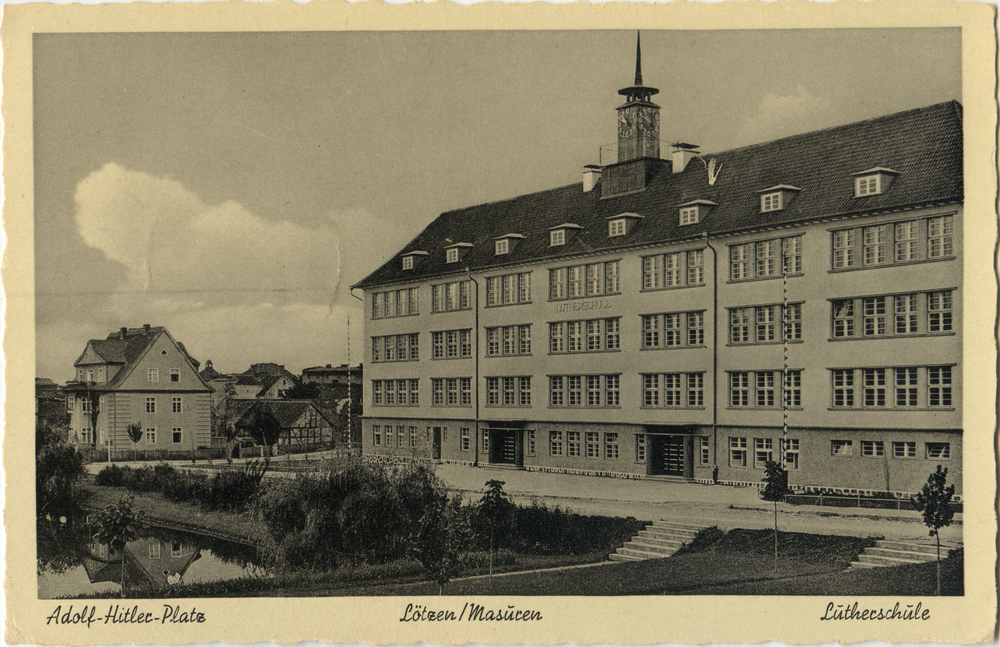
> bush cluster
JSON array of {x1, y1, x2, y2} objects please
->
[
  {"x1": 506, "y1": 500, "x2": 647, "y2": 555},
  {"x1": 93, "y1": 462, "x2": 266, "y2": 512}
]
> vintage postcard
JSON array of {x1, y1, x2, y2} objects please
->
[{"x1": 4, "y1": 1, "x2": 997, "y2": 644}]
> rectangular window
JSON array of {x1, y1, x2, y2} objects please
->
[
  {"x1": 687, "y1": 250, "x2": 704, "y2": 285},
  {"x1": 636, "y1": 434, "x2": 646, "y2": 462},
  {"x1": 730, "y1": 372, "x2": 749, "y2": 407},
  {"x1": 927, "y1": 216, "x2": 953, "y2": 258},
  {"x1": 373, "y1": 425, "x2": 381, "y2": 446},
  {"x1": 149, "y1": 543, "x2": 161, "y2": 559},
  {"x1": 784, "y1": 370, "x2": 801, "y2": 407},
  {"x1": 81, "y1": 398, "x2": 92, "y2": 414},
  {"x1": 402, "y1": 256, "x2": 413, "y2": 270},
  {"x1": 586, "y1": 432, "x2": 600, "y2": 459},
  {"x1": 861, "y1": 440, "x2": 885, "y2": 457},
  {"x1": 172, "y1": 428, "x2": 183, "y2": 444},
  {"x1": 855, "y1": 175, "x2": 880, "y2": 196},
  {"x1": 928, "y1": 366, "x2": 952, "y2": 406},
  {"x1": 172, "y1": 397, "x2": 182, "y2": 413},
  {"x1": 863, "y1": 297, "x2": 887, "y2": 336},
  {"x1": 863, "y1": 368, "x2": 887, "y2": 407},
  {"x1": 895, "y1": 368, "x2": 918, "y2": 406},
  {"x1": 431, "y1": 281, "x2": 471, "y2": 312},
  {"x1": 519, "y1": 377, "x2": 531, "y2": 406},
  {"x1": 699, "y1": 437, "x2": 710, "y2": 465},
  {"x1": 783, "y1": 438, "x2": 800, "y2": 470},
  {"x1": 550, "y1": 375, "x2": 619, "y2": 408},
  {"x1": 926, "y1": 442, "x2": 951, "y2": 460},
  {"x1": 461, "y1": 427, "x2": 470, "y2": 451},
  {"x1": 760, "y1": 192, "x2": 782, "y2": 212},
  {"x1": 502, "y1": 377, "x2": 516, "y2": 406},
  {"x1": 641, "y1": 250, "x2": 705, "y2": 290},
  {"x1": 446, "y1": 248, "x2": 459, "y2": 263},
  {"x1": 385, "y1": 426, "x2": 394, "y2": 447},
  {"x1": 484, "y1": 325, "x2": 531, "y2": 356},
  {"x1": 605, "y1": 433, "x2": 619, "y2": 460},
  {"x1": 731, "y1": 308, "x2": 750, "y2": 343},
  {"x1": 526, "y1": 430, "x2": 536, "y2": 456},
  {"x1": 642, "y1": 312, "x2": 705, "y2": 349},
  {"x1": 730, "y1": 437, "x2": 747, "y2": 467},
  {"x1": 409, "y1": 426, "x2": 418, "y2": 447},
  {"x1": 372, "y1": 381, "x2": 383, "y2": 405},
  {"x1": 834, "y1": 229, "x2": 855, "y2": 269},
  {"x1": 784, "y1": 303, "x2": 802, "y2": 340},
  {"x1": 432, "y1": 379, "x2": 445, "y2": 406},
  {"x1": 894, "y1": 294, "x2": 918, "y2": 334},
  {"x1": 605, "y1": 374, "x2": 620, "y2": 406},
  {"x1": 495, "y1": 239, "x2": 509, "y2": 255},
  {"x1": 679, "y1": 207, "x2": 699, "y2": 225},
  {"x1": 643, "y1": 373, "x2": 705, "y2": 408},
  {"x1": 833, "y1": 369, "x2": 855, "y2": 407},
  {"x1": 928, "y1": 291, "x2": 953, "y2": 332},
  {"x1": 895, "y1": 220, "x2": 918, "y2": 262},
  {"x1": 146, "y1": 397, "x2": 156, "y2": 414},
  {"x1": 170, "y1": 369, "x2": 180, "y2": 383},
  {"x1": 446, "y1": 378, "x2": 459, "y2": 405},
  {"x1": 567, "y1": 432, "x2": 581, "y2": 457},
  {"x1": 863, "y1": 225, "x2": 888, "y2": 265},
  {"x1": 147, "y1": 368, "x2": 159, "y2": 383},
  {"x1": 66, "y1": 395, "x2": 75, "y2": 412},
  {"x1": 374, "y1": 288, "x2": 418, "y2": 318},
  {"x1": 549, "y1": 376, "x2": 563, "y2": 406},
  {"x1": 754, "y1": 438, "x2": 773, "y2": 468},
  {"x1": 145, "y1": 427, "x2": 156, "y2": 444},
  {"x1": 730, "y1": 235, "x2": 802, "y2": 281},
  {"x1": 384, "y1": 380, "x2": 396, "y2": 405},
  {"x1": 549, "y1": 431, "x2": 563, "y2": 456},
  {"x1": 550, "y1": 229, "x2": 565, "y2": 246},
  {"x1": 609, "y1": 219, "x2": 626, "y2": 237},
  {"x1": 550, "y1": 261, "x2": 619, "y2": 300},
  {"x1": 397, "y1": 426, "x2": 406, "y2": 448},
  {"x1": 892, "y1": 441, "x2": 916, "y2": 458},
  {"x1": 831, "y1": 440, "x2": 853, "y2": 456}
]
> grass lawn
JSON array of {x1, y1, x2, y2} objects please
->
[{"x1": 82, "y1": 479, "x2": 258, "y2": 545}]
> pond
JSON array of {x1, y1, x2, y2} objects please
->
[{"x1": 37, "y1": 516, "x2": 268, "y2": 598}]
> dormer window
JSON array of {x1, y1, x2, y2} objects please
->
[
  {"x1": 495, "y1": 239, "x2": 509, "y2": 255},
  {"x1": 547, "y1": 224, "x2": 582, "y2": 247},
  {"x1": 680, "y1": 207, "x2": 699, "y2": 225},
  {"x1": 605, "y1": 213, "x2": 642, "y2": 238},
  {"x1": 677, "y1": 201, "x2": 716, "y2": 226},
  {"x1": 757, "y1": 186, "x2": 801, "y2": 214},
  {"x1": 761, "y1": 192, "x2": 782, "y2": 212},
  {"x1": 492, "y1": 234, "x2": 524, "y2": 256},
  {"x1": 445, "y1": 242, "x2": 473, "y2": 264},
  {"x1": 608, "y1": 219, "x2": 626, "y2": 237},
  {"x1": 400, "y1": 251, "x2": 428, "y2": 270},
  {"x1": 852, "y1": 168, "x2": 899, "y2": 197}
]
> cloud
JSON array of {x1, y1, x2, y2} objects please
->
[
  {"x1": 74, "y1": 163, "x2": 342, "y2": 307},
  {"x1": 734, "y1": 86, "x2": 826, "y2": 147}
]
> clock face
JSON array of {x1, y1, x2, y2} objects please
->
[
  {"x1": 640, "y1": 107, "x2": 659, "y2": 133},
  {"x1": 618, "y1": 109, "x2": 636, "y2": 138}
]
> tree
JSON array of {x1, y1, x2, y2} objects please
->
[
  {"x1": 760, "y1": 461, "x2": 791, "y2": 572},
  {"x1": 246, "y1": 403, "x2": 282, "y2": 467},
  {"x1": 409, "y1": 494, "x2": 469, "y2": 595},
  {"x1": 125, "y1": 422, "x2": 143, "y2": 461},
  {"x1": 912, "y1": 465, "x2": 956, "y2": 596},
  {"x1": 95, "y1": 494, "x2": 147, "y2": 598},
  {"x1": 475, "y1": 480, "x2": 515, "y2": 592},
  {"x1": 36, "y1": 420, "x2": 92, "y2": 576}
]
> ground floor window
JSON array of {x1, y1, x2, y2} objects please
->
[
  {"x1": 373, "y1": 425, "x2": 381, "y2": 446},
  {"x1": 386, "y1": 426, "x2": 394, "y2": 447},
  {"x1": 729, "y1": 437, "x2": 747, "y2": 467},
  {"x1": 636, "y1": 434, "x2": 646, "y2": 462},
  {"x1": 482, "y1": 430, "x2": 489, "y2": 452},
  {"x1": 172, "y1": 428, "x2": 183, "y2": 444},
  {"x1": 460, "y1": 428, "x2": 470, "y2": 451},
  {"x1": 567, "y1": 431, "x2": 581, "y2": 457},
  {"x1": 526, "y1": 430, "x2": 536, "y2": 456},
  {"x1": 861, "y1": 440, "x2": 884, "y2": 457},
  {"x1": 926, "y1": 442, "x2": 950, "y2": 459},
  {"x1": 397, "y1": 425, "x2": 406, "y2": 448},
  {"x1": 699, "y1": 437, "x2": 710, "y2": 465},
  {"x1": 753, "y1": 438, "x2": 773, "y2": 468},
  {"x1": 831, "y1": 439, "x2": 853, "y2": 456},
  {"x1": 145, "y1": 427, "x2": 156, "y2": 444},
  {"x1": 409, "y1": 426, "x2": 418, "y2": 447},
  {"x1": 549, "y1": 431, "x2": 563, "y2": 456},
  {"x1": 605, "y1": 433, "x2": 619, "y2": 459},
  {"x1": 892, "y1": 441, "x2": 916, "y2": 458},
  {"x1": 585, "y1": 432, "x2": 600, "y2": 458},
  {"x1": 782, "y1": 438, "x2": 799, "y2": 469}
]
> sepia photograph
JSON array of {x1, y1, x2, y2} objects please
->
[{"x1": 7, "y1": 4, "x2": 997, "y2": 644}]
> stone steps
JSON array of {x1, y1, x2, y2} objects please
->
[
  {"x1": 609, "y1": 521, "x2": 704, "y2": 562},
  {"x1": 849, "y1": 539, "x2": 961, "y2": 570}
]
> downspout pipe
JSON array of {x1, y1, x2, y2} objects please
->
[
  {"x1": 466, "y1": 269, "x2": 480, "y2": 467},
  {"x1": 703, "y1": 232, "x2": 719, "y2": 484}
]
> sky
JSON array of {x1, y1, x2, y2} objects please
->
[{"x1": 33, "y1": 29, "x2": 961, "y2": 382}]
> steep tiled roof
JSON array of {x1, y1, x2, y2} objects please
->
[
  {"x1": 233, "y1": 399, "x2": 335, "y2": 430},
  {"x1": 355, "y1": 101, "x2": 962, "y2": 289},
  {"x1": 72, "y1": 326, "x2": 208, "y2": 391}
]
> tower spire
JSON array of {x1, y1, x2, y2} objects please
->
[{"x1": 634, "y1": 31, "x2": 643, "y2": 86}]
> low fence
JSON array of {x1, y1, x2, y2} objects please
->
[{"x1": 783, "y1": 491, "x2": 963, "y2": 513}]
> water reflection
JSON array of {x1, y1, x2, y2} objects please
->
[{"x1": 38, "y1": 518, "x2": 267, "y2": 598}]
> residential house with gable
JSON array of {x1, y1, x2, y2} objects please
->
[{"x1": 65, "y1": 325, "x2": 212, "y2": 458}]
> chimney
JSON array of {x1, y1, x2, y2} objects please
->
[
  {"x1": 582, "y1": 165, "x2": 601, "y2": 192},
  {"x1": 671, "y1": 144, "x2": 700, "y2": 174},
  {"x1": 120, "y1": 327, "x2": 128, "y2": 340},
  {"x1": 142, "y1": 324, "x2": 151, "y2": 333}
]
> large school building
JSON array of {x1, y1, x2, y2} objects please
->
[{"x1": 353, "y1": 39, "x2": 963, "y2": 497}]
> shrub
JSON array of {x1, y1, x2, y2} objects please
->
[{"x1": 94, "y1": 464, "x2": 128, "y2": 488}]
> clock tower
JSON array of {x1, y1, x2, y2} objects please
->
[{"x1": 617, "y1": 33, "x2": 660, "y2": 163}]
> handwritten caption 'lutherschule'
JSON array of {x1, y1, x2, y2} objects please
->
[{"x1": 46, "y1": 604, "x2": 205, "y2": 627}]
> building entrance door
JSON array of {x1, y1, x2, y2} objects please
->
[
  {"x1": 486, "y1": 428, "x2": 523, "y2": 466},
  {"x1": 431, "y1": 427, "x2": 442, "y2": 460},
  {"x1": 647, "y1": 429, "x2": 694, "y2": 478}
]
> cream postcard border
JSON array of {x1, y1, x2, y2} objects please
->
[{"x1": 3, "y1": 2, "x2": 997, "y2": 644}]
